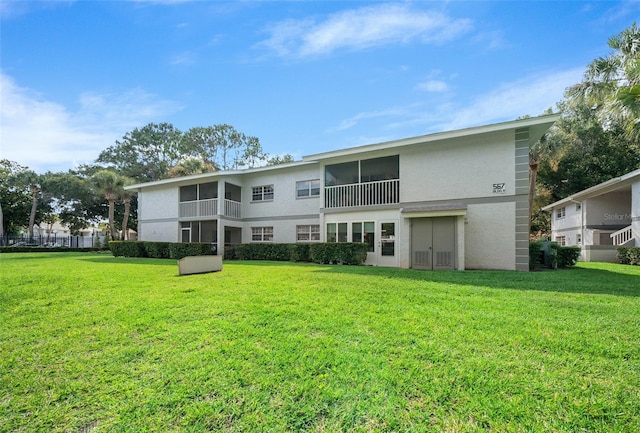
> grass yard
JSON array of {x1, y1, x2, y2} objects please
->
[{"x1": 1, "y1": 253, "x2": 639, "y2": 432}]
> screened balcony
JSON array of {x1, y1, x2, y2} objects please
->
[
  {"x1": 179, "y1": 181, "x2": 242, "y2": 219},
  {"x1": 324, "y1": 155, "x2": 400, "y2": 209}
]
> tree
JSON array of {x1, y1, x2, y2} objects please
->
[
  {"x1": 96, "y1": 123, "x2": 184, "y2": 182},
  {"x1": 267, "y1": 154, "x2": 295, "y2": 166},
  {"x1": 11, "y1": 170, "x2": 46, "y2": 238},
  {"x1": 568, "y1": 23, "x2": 640, "y2": 141},
  {"x1": 119, "y1": 177, "x2": 135, "y2": 240},
  {"x1": 92, "y1": 170, "x2": 124, "y2": 240},
  {"x1": 0, "y1": 160, "x2": 31, "y2": 236},
  {"x1": 538, "y1": 97, "x2": 640, "y2": 203},
  {"x1": 168, "y1": 156, "x2": 215, "y2": 178}
]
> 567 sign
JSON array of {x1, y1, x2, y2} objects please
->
[{"x1": 493, "y1": 183, "x2": 506, "y2": 194}]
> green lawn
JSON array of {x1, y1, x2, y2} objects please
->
[{"x1": 1, "y1": 253, "x2": 639, "y2": 432}]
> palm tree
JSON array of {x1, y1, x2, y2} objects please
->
[
  {"x1": 119, "y1": 177, "x2": 135, "y2": 240},
  {"x1": 569, "y1": 23, "x2": 640, "y2": 140},
  {"x1": 168, "y1": 156, "x2": 215, "y2": 177},
  {"x1": 92, "y1": 170, "x2": 123, "y2": 241}
]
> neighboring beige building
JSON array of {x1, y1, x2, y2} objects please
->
[
  {"x1": 126, "y1": 114, "x2": 558, "y2": 270},
  {"x1": 543, "y1": 168, "x2": 640, "y2": 262}
]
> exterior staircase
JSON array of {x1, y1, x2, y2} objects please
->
[{"x1": 610, "y1": 225, "x2": 634, "y2": 246}]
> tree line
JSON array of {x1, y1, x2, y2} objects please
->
[
  {"x1": 0, "y1": 123, "x2": 294, "y2": 239},
  {"x1": 529, "y1": 23, "x2": 640, "y2": 235},
  {"x1": 2, "y1": 23, "x2": 639, "y2": 240}
]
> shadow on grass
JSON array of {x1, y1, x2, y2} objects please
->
[
  {"x1": 69, "y1": 255, "x2": 640, "y2": 297},
  {"x1": 310, "y1": 263, "x2": 640, "y2": 297},
  {"x1": 77, "y1": 255, "x2": 178, "y2": 267}
]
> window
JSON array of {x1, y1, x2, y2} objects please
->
[
  {"x1": 180, "y1": 221, "x2": 217, "y2": 243},
  {"x1": 296, "y1": 225, "x2": 320, "y2": 242},
  {"x1": 180, "y1": 185, "x2": 197, "y2": 202},
  {"x1": 296, "y1": 180, "x2": 320, "y2": 198},
  {"x1": 326, "y1": 223, "x2": 348, "y2": 243},
  {"x1": 325, "y1": 155, "x2": 399, "y2": 186},
  {"x1": 555, "y1": 236, "x2": 566, "y2": 246},
  {"x1": 556, "y1": 207, "x2": 566, "y2": 219},
  {"x1": 180, "y1": 182, "x2": 218, "y2": 202},
  {"x1": 352, "y1": 221, "x2": 375, "y2": 252},
  {"x1": 252, "y1": 226, "x2": 273, "y2": 242},
  {"x1": 252, "y1": 185, "x2": 274, "y2": 201}
]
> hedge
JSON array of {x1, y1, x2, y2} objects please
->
[
  {"x1": 234, "y1": 242, "x2": 367, "y2": 265},
  {"x1": 109, "y1": 241, "x2": 213, "y2": 260},
  {"x1": 617, "y1": 247, "x2": 640, "y2": 265},
  {"x1": 0, "y1": 246, "x2": 105, "y2": 254},
  {"x1": 309, "y1": 242, "x2": 368, "y2": 265},
  {"x1": 547, "y1": 243, "x2": 581, "y2": 269},
  {"x1": 529, "y1": 241, "x2": 580, "y2": 269}
]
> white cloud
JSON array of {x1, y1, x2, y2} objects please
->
[
  {"x1": 0, "y1": 73, "x2": 182, "y2": 172},
  {"x1": 258, "y1": 3, "x2": 473, "y2": 57},
  {"x1": 328, "y1": 104, "x2": 422, "y2": 132},
  {"x1": 416, "y1": 80, "x2": 448, "y2": 93},
  {"x1": 437, "y1": 68, "x2": 584, "y2": 130},
  {"x1": 331, "y1": 68, "x2": 583, "y2": 137}
]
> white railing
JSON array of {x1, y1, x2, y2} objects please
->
[
  {"x1": 180, "y1": 198, "x2": 218, "y2": 218},
  {"x1": 610, "y1": 225, "x2": 633, "y2": 246},
  {"x1": 325, "y1": 179, "x2": 400, "y2": 209},
  {"x1": 180, "y1": 198, "x2": 242, "y2": 218},
  {"x1": 224, "y1": 199, "x2": 242, "y2": 219}
]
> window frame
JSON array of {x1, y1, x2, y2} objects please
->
[
  {"x1": 251, "y1": 226, "x2": 274, "y2": 242},
  {"x1": 296, "y1": 179, "x2": 321, "y2": 199},
  {"x1": 252, "y1": 185, "x2": 274, "y2": 202},
  {"x1": 556, "y1": 207, "x2": 566, "y2": 219},
  {"x1": 296, "y1": 224, "x2": 320, "y2": 242}
]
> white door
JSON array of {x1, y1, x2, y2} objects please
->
[{"x1": 377, "y1": 220, "x2": 398, "y2": 267}]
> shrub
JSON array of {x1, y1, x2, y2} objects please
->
[
  {"x1": 547, "y1": 244, "x2": 581, "y2": 269},
  {"x1": 529, "y1": 241, "x2": 543, "y2": 270},
  {"x1": 236, "y1": 243, "x2": 291, "y2": 261},
  {"x1": 557, "y1": 246, "x2": 581, "y2": 268},
  {"x1": 289, "y1": 243, "x2": 311, "y2": 262},
  {"x1": 310, "y1": 243, "x2": 368, "y2": 265},
  {"x1": 144, "y1": 242, "x2": 171, "y2": 259},
  {"x1": 617, "y1": 247, "x2": 640, "y2": 265},
  {"x1": 168, "y1": 242, "x2": 213, "y2": 260},
  {"x1": 109, "y1": 241, "x2": 146, "y2": 257}
]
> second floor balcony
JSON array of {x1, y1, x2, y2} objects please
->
[
  {"x1": 179, "y1": 198, "x2": 242, "y2": 219},
  {"x1": 325, "y1": 179, "x2": 400, "y2": 209}
]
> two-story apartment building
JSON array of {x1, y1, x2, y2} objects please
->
[
  {"x1": 543, "y1": 168, "x2": 640, "y2": 262},
  {"x1": 126, "y1": 114, "x2": 558, "y2": 270}
]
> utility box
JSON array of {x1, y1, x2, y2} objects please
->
[{"x1": 178, "y1": 255, "x2": 223, "y2": 275}]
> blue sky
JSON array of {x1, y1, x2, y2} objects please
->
[{"x1": 1, "y1": 1, "x2": 639, "y2": 173}]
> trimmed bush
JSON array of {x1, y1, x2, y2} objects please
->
[
  {"x1": 168, "y1": 242, "x2": 213, "y2": 260},
  {"x1": 529, "y1": 241, "x2": 543, "y2": 270},
  {"x1": 617, "y1": 247, "x2": 640, "y2": 265},
  {"x1": 289, "y1": 243, "x2": 311, "y2": 262},
  {"x1": 236, "y1": 243, "x2": 291, "y2": 261},
  {"x1": 143, "y1": 241, "x2": 171, "y2": 259},
  {"x1": 310, "y1": 242, "x2": 368, "y2": 265},
  {"x1": 109, "y1": 241, "x2": 213, "y2": 260},
  {"x1": 547, "y1": 243, "x2": 581, "y2": 269},
  {"x1": 109, "y1": 241, "x2": 146, "y2": 257}
]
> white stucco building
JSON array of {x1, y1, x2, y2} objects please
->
[
  {"x1": 543, "y1": 168, "x2": 640, "y2": 262},
  {"x1": 126, "y1": 114, "x2": 558, "y2": 270}
]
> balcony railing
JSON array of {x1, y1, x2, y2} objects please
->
[
  {"x1": 224, "y1": 199, "x2": 242, "y2": 219},
  {"x1": 325, "y1": 179, "x2": 400, "y2": 209},
  {"x1": 610, "y1": 225, "x2": 633, "y2": 246},
  {"x1": 179, "y1": 198, "x2": 241, "y2": 219}
]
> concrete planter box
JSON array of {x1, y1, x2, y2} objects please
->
[{"x1": 178, "y1": 255, "x2": 223, "y2": 275}]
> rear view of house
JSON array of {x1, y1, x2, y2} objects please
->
[
  {"x1": 126, "y1": 114, "x2": 558, "y2": 270},
  {"x1": 543, "y1": 168, "x2": 640, "y2": 262}
]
